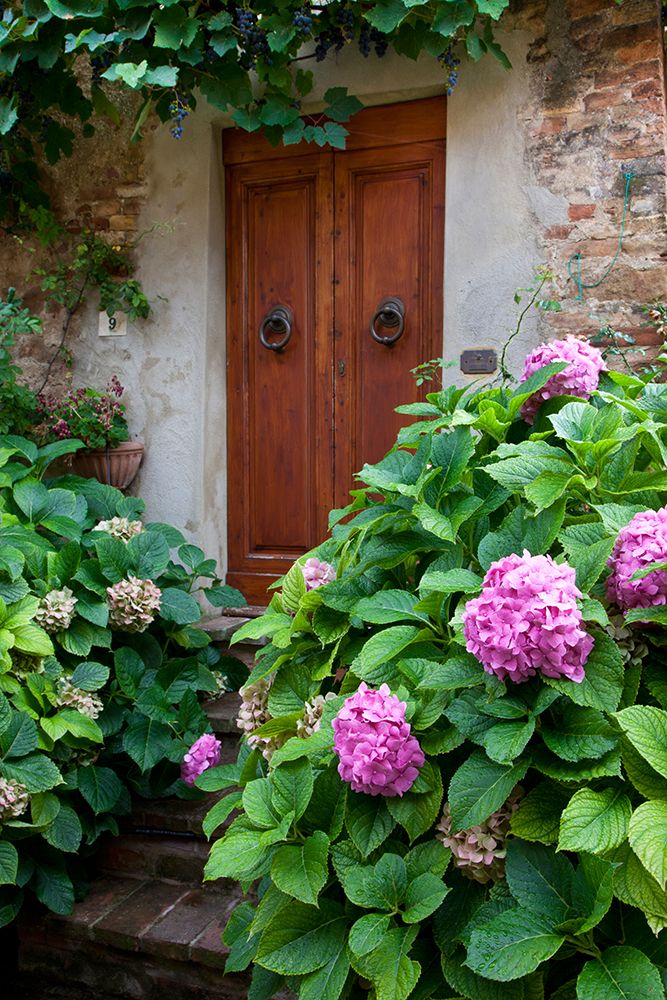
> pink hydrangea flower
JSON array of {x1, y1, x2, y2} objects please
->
[
  {"x1": 302, "y1": 557, "x2": 336, "y2": 591},
  {"x1": 606, "y1": 506, "x2": 667, "y2": 612},
  {"x1": 181, "y1": 733, "x2": 222, "y2": 786},
  {"x1": 332, "y1": 682, "x2": 424, "y2": 797},
  {"x1": 519, "y1": 336, "x2": 606, "y2": 423},
  {"x1": 463, "y1": 551, "x2": 593, "y2": 684}
]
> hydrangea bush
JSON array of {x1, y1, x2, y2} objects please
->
[
  {"x1": 0, "y1": 434, "x2": 246, "y2": 925},
  {"x1": 200, "y1": 340, "x2": 667, "y2": 1000}
]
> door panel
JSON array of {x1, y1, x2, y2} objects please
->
[
  {"x1": 333, "y1": 142, "x2": 445, "y2": 506},
  {"x1": 226, "y1": 155, "x2": 334, "y2": 599}
]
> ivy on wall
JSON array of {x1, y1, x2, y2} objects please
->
[{"x1": 0, "y1": 0, "x2": 512, "y2": 217}]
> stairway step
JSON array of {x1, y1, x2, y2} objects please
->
[
  {"x1": 206, "y1": 691, "x2": 241, "y2": 735},
  {"x1": 98, "y1": 832, "x2": 212, "y2": 883},
  {"x1": 129, "y1": 791, "x2": 227, "y2": 835},
  {"x1": 14, "y1": 875, "x2": 248, "y2": 1000}
]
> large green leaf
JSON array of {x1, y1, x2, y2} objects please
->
[
  {"x1": 544, "y1": 631, "x2": 624, "y2": 714},
  {"x1": 352, "y1": 626, "x2": 424, "y2": 683},
  {"x1": 465, "y1": 908, "x2": 564, "y2": 981},
  {"x1": 1, "y1": 754, "x2": 62, "y2": 792},
  {"x1": 387, "y1": 760, "x2": 443, "y2": 841},
  {"x1": 350, "y1": 926, "x2": 420, "y2": 1000},
  {"x1": 615, "y1": 706, "x2": 667, "y2": 779},
  {"x1": 255, "y1": 899, "x2": 347, "y2": 974},
  {"x1": 558, "y1": 787, "x2": 631, "y2": 855},
  {"x1": 121, "y1": 717, "x2": 172, "y2": 772},
  {"x1": 271, "y1": 831, "x2": 329, "y2": 905},
  {"x1": 505, "y1": 840, "x2": 573, "y2": 923},
  {"x1": 628, "y1": 801, "x2": 667, "y2": 889},
  {"x1": 354, "y1": 590, "x2": 430, "y2": 625},
  {"x1": 78, "y1": 766, "x2": 123, "y2": 814},
  {"x1": 43, "y1": 803, "x2": 82, "y2": 853},
  {"x1": 346, "y1": 794, "x2": 396, "y2": 857},
  {"x1": 510, "y1": 782, "x2": 570, "y2": 845},
  {"x1": 576, "y1": 946, "x2": 664, "y2": 1000},
  {"x1": 448, "y1": 752, "x2": 528, "y2": 832},
  {"x1": 158, "y1": 587, "x2": 200, "y2": 625},
  {"x1": 349, "y1": 913, "x2": 391, "y2": 957},
  {"x1": 0, "y1": 842, "x2": 18, "y2": 885},
  {"x1": 271, "y1": 758, "x2": 313, "y2": 821},
  {"x1": 430, "y1": 427, "x2": 475, "y2": 492},
  {"x1": 205, "y1": 822, "x2": 269, "y2": 880}
]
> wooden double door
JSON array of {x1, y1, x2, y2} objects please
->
[{"x1": 224, "y1": 98, "x2": 445, "y2": 602}]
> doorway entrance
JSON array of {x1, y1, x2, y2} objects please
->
[{"x1": 224, "y1": 97, "x2": 445, "y2": 602}]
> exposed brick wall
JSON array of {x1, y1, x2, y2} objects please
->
[
  {"x1": 0, "y1": 89, "x2": 148, "y2": 395},
  {"x1": 508, "y1": 0, "x2": 667, "y2": 360}
]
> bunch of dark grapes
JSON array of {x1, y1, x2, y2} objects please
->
[
  {"x1": 169, "y1": 96, "x2": 190, "y2": 139},
  {"x1": 334, "y1": 6, "x2": 355, "y2": 41},
  {"x1": 438, "y1": 45, "x2": 460, "y2": 95},
  {"x1": 90, "y1": 50, "x2": 115, "y2": 83},
  {"x1": 235, "y1": 7, "x2": 270, "y2": 66},
  {"x1": 358, "y1": 24, "x2": 388, "y2": 58},
  {"x1": 315, "y1": 28, "x2": 345, "y2": 62},
  {"x1": 293, "y1": 7, "x2": 313, "y2": 36}
]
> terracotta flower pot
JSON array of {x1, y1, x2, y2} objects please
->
[{"x1": 72, "y1": 441, "x2": 144, "y2": 490}]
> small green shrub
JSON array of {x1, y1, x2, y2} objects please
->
[
  {"x1": 202, "y1": 348, "x2": 667, "y2": 1000},
  {"x1": 0, "y1": 435, "x2": 245, "y2": 924}
]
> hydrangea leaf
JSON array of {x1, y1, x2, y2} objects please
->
[
  {"x1": 543, "y1": 631, "x2": 624, "y2": 714},
  {"x1": 628, "y1": 801, "x2": 667, "y2": 889},
  {"x1": 615, "y1": 706, "x2": 667, "y2": 779},
  {"x1": 402, "y1": 871, "x2": 449, "y2": 923},
  {"x1": 352, "y1": 626, "x2": 424, "y2": 684},
  {"x1": 271, "y1": 758, "x2": 313, "y2": 821},
  {"x1": 349, "y1": 925, "x2": 420, "y2": 1000},
  {"x1": 42, "y1": 803, "x2": 82, "y2": 853},
  {"x1": 510, "y1": 782, "x2": 571, "y2": 845},
  {"x1": 480, "y1": 719, "x2": 535, "y2": 764},
  {"x1": 349, "y1": 913, "x2": 391, "y2": 957},
  {"x1": 0, "y1": 842, "x2": 19, "y2": 885},
  {"x1": 77, "y1": 766, "x2": 123, "y2": 815},
  {"x1": 32, "y1": 862, "x2": 74, "y2": 915},
  {"x1": 354, "y1": 590, "x2": 431, "y2": 625},
  {"x1": 387, "y1": 759, "x2": 443, "y2": 841},
  {"x1": 255, "y1": 898, "x2": 347, "y2": 974},
  {"x1": 531, "y1": 746, "x2": 621, "y2": 783},
  {"x1": 465, "y1": 908, "x2": 565, "y2": 982},
  {"x1": 576, "y1": 945, "x2": 664, "y2": 1000},
  {"x1": 346, "y1": 795, "x2": 396, "y2": 857},
  {"x1": 505, "y1": 840, "x2": 573, "y2": 923},
  {"x1": 270, "y1": 831, "x2": 330, "y2": 905},
  {"x1": 202, "y1": 791, "x2": 242, "y2": 839},
  {"x1": 542, "y1": 704, "x2": 617, "y2": 763},
  {"x1": 448, "y1": 752, "x2": 528, "y2": 832},
  {"x1": 612, "y1": 843, "x2": 667, "y2": 928},
  {"x1": 205, "y1": 822, "x2": 270, "y2": 881},
  {"x1": 299, "y1": 948, "x2": 350, "y2": 1000},
  {"x1": 1, "y1": 754, "x2": 62, "y2": 792},
  {"x1": 558, "y1": 787, "x2": 631, "y2": 855},
  {"x1": 563, "y1": 854, "x2": 614, "y2": 935}
]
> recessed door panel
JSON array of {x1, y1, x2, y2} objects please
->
[
  {"x1": 334, "y1": 143, "x2": 445, "y2": 505},
  {"x1": 225, "y1": 155, "x2": 334, "y2": 598}
]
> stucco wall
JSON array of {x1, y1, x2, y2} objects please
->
[{"x1": 71, "y1": 30, "x2": 540, "y2": 572}]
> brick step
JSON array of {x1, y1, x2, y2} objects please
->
[
  {"x1": 98, "y1": 832, "x2": 212, "y2": 883},
  {"x1": 205, "y1": 690, "x2": 241, "y2": 736},
  {"x1": 12, "y1": 875, "x2": 248, "y2": 1000}
]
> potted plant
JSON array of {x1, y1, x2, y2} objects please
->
[{"x1": 35, "y1": 375, "x2": 143, "y2": 489}]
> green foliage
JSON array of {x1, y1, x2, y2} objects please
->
[
  {"x1": 0, "y1": 435, "x2": 242, "y2": 925},
  {"x1": 204, "y1": 341, "x2": 667, "y2": 998},
  {"x1": 0, "y1": 0, "x2": 512, "y2": 216}
]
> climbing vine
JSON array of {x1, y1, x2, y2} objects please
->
[{"x1": 0, "y1": 0, "x2": 512, "y2": 217}]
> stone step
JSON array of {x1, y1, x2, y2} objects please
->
[{"x1": 12, "y1": 875, "x2": 248, "y2": 1000}]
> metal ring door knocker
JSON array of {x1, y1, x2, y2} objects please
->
[
  {"x1": 370, "y1": 297, "x2": 405, "y2": 346},
  {"x1": 259, "y1": 305, "x2": 293, "y2": 352}
]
